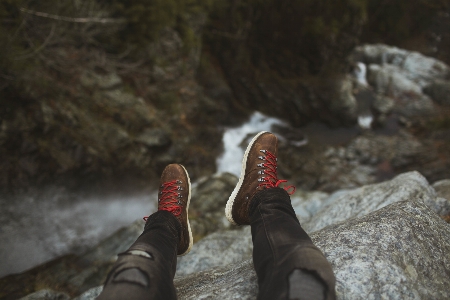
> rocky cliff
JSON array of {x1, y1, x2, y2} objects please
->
[{"x1": 4, "y1": 171, "x2": 449, "y2": 300}]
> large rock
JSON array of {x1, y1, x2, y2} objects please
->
[
  {"x1": 351, "y1": 44, "x2": 450, "y2": 120},
  {"x1": 303, "y1": 171, "x2": 437, "y2": 232},
  {"x1": 188, "y1": 173, "x2": 239, "y2": 240},
  {"x1": 433, "y1": 179, "x2": 450, "y2": 200},
  {"x1": 169, "y1": 200, "x2": 450, "y2": 299},
  {"x1": 175, "y1": 171, "x2": 448, "y2": 276},
  {"x1": 432, "y1": 179, "x2": 450, "y2": 221},
  {"x1": 423, "y1": 80, "x2": 450, "y2": 106},
  {"x1": 176, "y1": 227, "x2": 252, "y2": 278},
  {"x1": 353, "y1": 44, "x2": 449, "y2": 86}
]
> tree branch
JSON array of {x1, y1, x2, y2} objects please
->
[{"x1": 20, "y1": 8, "x2": 126, "y2": 24}]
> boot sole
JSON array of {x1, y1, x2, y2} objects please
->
[
  {"x1": 178, "y1": 164, "x2": 193, "y2": 256},
  {"x1": 225, "y1": 131, "x2": 268, "y2": 225}
]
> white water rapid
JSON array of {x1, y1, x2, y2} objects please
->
[{"x1": 216, "y1": 111, "x2": 286, "y2": 176}]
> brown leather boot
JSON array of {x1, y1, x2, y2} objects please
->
[
  {"x1": 225, "y1": 131, "x2": 295, "y2": 225},
  {"x1": 155, "y1": 164, "x2": 193, "y2": 256}
]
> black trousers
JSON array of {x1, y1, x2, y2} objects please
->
[{"x1": 97, "y1": 188, "x2": 336, "y2": 300}]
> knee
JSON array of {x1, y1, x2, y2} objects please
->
[{"x1": 288, "y1": 268, "x2": 326, "y2": 300}]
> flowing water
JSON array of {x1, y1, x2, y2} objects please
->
[
  {"x1": 0, "y1": 189, "x2": 155, "y2": 277},
  {"x1": 216, "y1": 112, "x2": 286, "y2": 176}
]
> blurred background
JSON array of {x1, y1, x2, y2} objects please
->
[{"x1": 1, "y1": 0, "x2": 450, "y2": 297}]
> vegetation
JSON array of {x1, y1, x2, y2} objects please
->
[{"x1": 205, "y1": 0, "x2": 368, "y2": 76}]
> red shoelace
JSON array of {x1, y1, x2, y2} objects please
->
[
  {"x1": 143, "y1": 180, "x2": 183, "y2": 221},
  {"x1": 258, "y1": 150, "x2": 296, "y2": 194}
]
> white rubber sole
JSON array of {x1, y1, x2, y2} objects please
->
[
  {"x1": 225, "y1": 131, "x2": 268, "y2": 225},
  {"x1": 179, "y1": 164, "x2": 193, "y2": 256}
]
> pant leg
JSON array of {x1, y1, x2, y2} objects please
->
[
  {"x1": 250, "y1": 188, "x2": 336, "y2": 300},
  {"x1": 97, "y1": 210, "x2": 180, "y2": 300}
]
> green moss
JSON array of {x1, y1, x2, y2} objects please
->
[
  {"x1": 109, "y1": 0, "x2": 212, "y2": 51},
  {"x1": 153, "y1": 91, "x2": 181, "y2": 114}
]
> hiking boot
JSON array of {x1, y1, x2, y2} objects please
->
[
  {"x1": 150, "y1": 164, "x2": 193, "y2": 256},
  {"x1": 225, "y1": 131, "x2": 295, "y2": 225}
]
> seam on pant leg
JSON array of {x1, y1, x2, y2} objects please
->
[{"x1": 258, "y1": 204, "x2": 277, "y2": 295}]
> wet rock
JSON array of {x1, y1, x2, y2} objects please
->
[
  {"x1": 353, "y1": 44, "x2": 449, "y2": 86},
  {"x1": 366, "y1": 64, "x2": 436, "y2": 117},
  {"x1": 423, "y1": 80, "x2": 450, "y2": 106},
  {"x1": 367, "y1": 64, "x2": 422, "y2": 95},
  {"x1": 135, "y1": 128, "x2": 171, "y2": 148},
  {"x1": 351, "y1": 44, "x2": 450, "y2": 121}
]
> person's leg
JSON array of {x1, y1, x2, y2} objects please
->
[
  {"x1": 249, "y1": 188, "x2": 335, "y2": 300},
  {"x1": 225, "y1": 131, "x2": 336, "y2": 300},
  {"x1": 97, "y1": 211, "x2": 180, "y2": 300},
  {"x1": 97, "y1": 164, "x2": 193, "y2": 300}
]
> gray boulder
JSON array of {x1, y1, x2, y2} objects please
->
[
  {"x1": 433, "y1": 179, "x2": 450, "y2": 200},
  {"x1": 432, "y1": 179, "x2": 450, "y2": 220},
  {"x1": 353, "y1": 44, "x2": 449, "y2": 86},
  {"x1": 351, "y1": 44, "x2": 450, "y2": 120},
  {"x1": 71, "y1": 171, "x2": 450, "y2": 299},
  {"x1": 303, "y1": 171, "x2": 436, "y2": 232},
  {"x1": 423, "y1": 80, "x2": 450, "y2": 106},
  {"x1": 176, "y1": 227, "x2": 252, "y2": 278},
  {"x1": 175, "y1": 171, "x2": 448, "y2": 276},
  {"x1": 172, "y1": 200, "x2": 450, "y2": 300}
]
